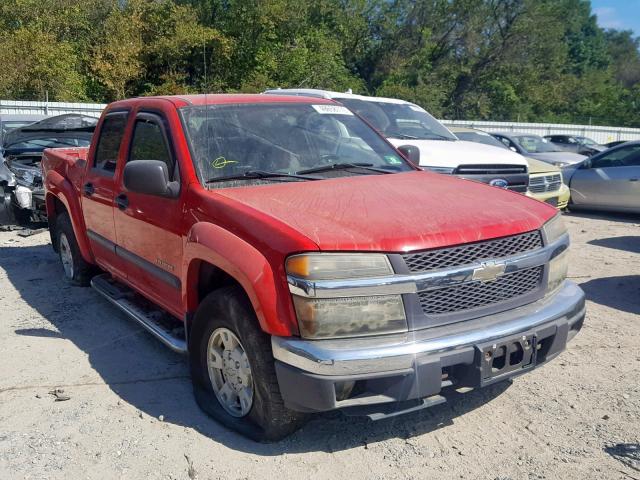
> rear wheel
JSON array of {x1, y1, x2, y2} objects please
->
[
  {"x1": 55, "y1": 213, "x2": 94, "y2": 286},
  {"x1": 190, "y1": 286, "x2": 307, "y2": 441}
]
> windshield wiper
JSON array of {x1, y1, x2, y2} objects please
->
[
  {"x1": 205, "y1": 170, "x2": 320, "y2": 184},
  {"x1": 296, "y1": 162, "x2": 393, "y2": 175}
]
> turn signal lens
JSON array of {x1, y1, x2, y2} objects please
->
[
  {"x1": 542, "y1": 213, "x2": 567, "y2": 244},
  {"x1": 285, "y1": 253, "x2": 393, "y2": 280}
]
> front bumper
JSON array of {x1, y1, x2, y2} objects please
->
[
  {"x1": 526, "y1": 183, "x2": 570, "y2": 210},
  {"x1": 272, "y1": 280, "x2": 585, "y2": 412}
]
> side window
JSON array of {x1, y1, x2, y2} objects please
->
[
  {"x1": 592, "y1": 145, "x2": 640, "y2": 168},
  {"x1": 128, "y1": 115, "x2": 175, "y2": 178},
  {"x1": 94, "y1": 112, "x2": 128, "y2": 173},
  {"x1": 498, "y1": 136, "x2": 514, "y2": 149}
]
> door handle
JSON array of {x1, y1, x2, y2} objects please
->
[
  {"x1": 83, "y1": 182, "x2": 94, "y2": 196},
  {"x1": 115, "y1": 193, "x2": 129, "y2": 210}
]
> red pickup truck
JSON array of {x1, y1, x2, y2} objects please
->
[{"x1": 42, "y1": 94, "x2": 585, "y2": 441}]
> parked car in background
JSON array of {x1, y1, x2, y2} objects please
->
[
  {"x1": 492, "y1": 132, "x2": 586, "y2": 169},
  {"x1": 568, "y1": 141, "x2": 640, "y2": 213},
  {"x1": 265, "y1": 89, "x2": 530, "y2": 193},
  {"x1": 0, "y1": 114, "x2": 47, "y2": 140},
  {"x1": 543, "y1": 135, "x2": 606, "y2": 156},
  {"x1": 450, "y1": 127, "x2": 570, "y2": 209},
  {"x1": 0, "y1": 114, "x2": 96, "y2": 223},
  {"x1": 42, "y1": 94, "x2": 584, "y2": 440}
]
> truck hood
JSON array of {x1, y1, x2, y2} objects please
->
[
  {"x1": 526, "y1": 152, "x2": 586, "y2": 164},
  {"x1": 387, "y1": 138, "x2": 528, "y2": 168},
  {"x1": 213, "y1": 171, "x2": 556, "y2": 252},
  {"x1": 526, "y1": 157, "x2": 561, "y2": 175}
]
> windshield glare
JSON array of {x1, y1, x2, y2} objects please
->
[
  {"x1": 576, "y1": 136, "x2": 597, "y2": 146},
  {"x1": 180, "y1": 103, "x2": 413, "y2": 185},
  {"x1": 455, "y1": 131, "x2": 508, "y2": 149},
  {"x1": 515, "y1": 135, "x2": 561, "y2": 153},
  {"x1": 337, "y1": 99, "x2": 457, "y2": 141}
]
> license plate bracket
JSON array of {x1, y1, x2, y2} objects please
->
[{"x1": 477, "y1": 333, "x2": 537, "y2": 386}]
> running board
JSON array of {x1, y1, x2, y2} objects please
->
[{"x1": 90, "y1": 274, "x2": 187, "y2": 354}]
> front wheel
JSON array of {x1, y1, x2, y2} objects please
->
[{"x1": 189, "y1": 286, "x2": 307, "y2": 441}]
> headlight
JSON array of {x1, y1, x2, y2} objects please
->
[
  {"x1": 292, "y1": 295, "x2": 407, "y2": 339},
  {"x1": 286, "y1": 253, "x2": 407, "y2": 339},
  {"x1": 422, "y1": 166, "x2": 455, "y2": 174},
  {"x1": 551, "y1": 161, "x2": 570, "y2": 168},
  {"x1": 542, "y1": 213, "x2": 567, "y2": 244},
  {"x1": 547, "y1": 249, "x2": 568, "y2": 293},
  {"x1": 286, "y1": 253, "x2": 393, "y2": 280}
]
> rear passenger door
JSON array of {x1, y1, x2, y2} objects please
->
[
  {"x1": 113, "y1": 111, "x2": 184, "y2": 317},
  {"x1": 81, "y1": 110, "x2": 129, "y2": 278}
]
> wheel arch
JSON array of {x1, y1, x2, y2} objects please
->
[{"x1": 183, "y1": 222, "x2": 298, "y2": 339}]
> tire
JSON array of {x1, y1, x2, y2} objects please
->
[
  {"x1": 189, "y1": 286, "x2": 307, "y2": 442},
  {"x1": 55, "y1": 213, "x2": 94, "y2": 286}
]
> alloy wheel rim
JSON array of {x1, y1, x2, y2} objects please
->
[
  {"x1": 59, "y1": 233, "x2": 74, "y2": 279},
  {"x1": 206, "y1": 328, "x2": 254, "y2": 417}
]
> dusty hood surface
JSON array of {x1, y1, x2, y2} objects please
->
[
  {"x1": 214, "y1": 171, "x2": 556, "y2": 252},
  {"x1": 387, "y1": 138, "x2": 528, "y2": 169}
]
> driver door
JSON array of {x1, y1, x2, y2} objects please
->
[{"x1": 570, "y1": 144, "x2": 640, "y2": 210}]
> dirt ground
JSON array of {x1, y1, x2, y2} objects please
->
[{"x1": 0, "y1": 211, "x2": 638, "y2": 480}]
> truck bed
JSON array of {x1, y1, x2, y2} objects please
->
[{"x1": 41, "y1": 147, "x2": 90, "y2": 193}]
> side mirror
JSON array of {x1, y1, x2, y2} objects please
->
[
  {"x1": 123, "y1": 160, "x2": 178, "y2": 197},
  {"x1": 580, "y1": 159, "x2": 592, "y2": 169},
  {"x1": 397, "y1": 145, "x2": 420, "y2": 165}
]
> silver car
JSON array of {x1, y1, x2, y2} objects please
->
[
  {"x1": 492, "y1": 132, "x2": 586, "y2": 168},
  {"x1": 568, "y1": 141, "x2": 640, "y2": 213}
]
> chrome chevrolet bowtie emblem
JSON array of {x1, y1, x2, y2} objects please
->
[{"x1": 472, "y1": 261, "x2": 507, "y2": 282}]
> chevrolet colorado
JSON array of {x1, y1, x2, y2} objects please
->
[{"x1": 42, "y1": 94, "x2": 585, "y2": 441}]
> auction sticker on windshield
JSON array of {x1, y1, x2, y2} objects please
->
[{"x1": 312, "y1": 105, "x2": 353, "y2": 115}]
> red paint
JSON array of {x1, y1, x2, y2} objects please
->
[{"x1": 42, "y1": 95, "x2": 557, "y2": 337}]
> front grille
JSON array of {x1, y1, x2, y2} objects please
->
[
  {"x1": 455, "y1": 164, "x2": 527, "y2": 175},
  {"x1": 403, "y1": 231, "x2": 543, "y2": 273},
  {"x1": 529, "y1": 174, "x2": 561, "y2": 193},
  {"x1": 418, "y1": 266, "x2": 543, "y2": 315}
]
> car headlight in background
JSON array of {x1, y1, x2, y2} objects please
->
[
  {"x1": 543, "y1": 214, "x2": 569, "y2": 293},
  {"x1": 286, "y1": 253, "x2": 408, "y2": 339}
]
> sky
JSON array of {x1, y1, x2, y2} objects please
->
[{"x1": 592, "y1": 0, "x2": 640, "y2": 35}]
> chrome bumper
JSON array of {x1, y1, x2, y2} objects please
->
[{"x1": 272, "y1": 280, "x2": 585, "y2": 376}]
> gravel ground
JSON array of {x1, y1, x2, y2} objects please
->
[{"x1": 0, "y1": 211, "x2": 638, "y2": 480}]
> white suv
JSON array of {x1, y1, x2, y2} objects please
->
[{"x1": 264, "y1": 88, "x2": 530, "y2": 192}]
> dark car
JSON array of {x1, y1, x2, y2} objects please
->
[
  {"x1": 543, "y1": 135, "x2": 606, "y2": 156},
  {"x1": 604, "y1": 140, "x2": 630, "y2": 149},
  {"x1": 0, "y1": 114, "x2": 97, "y2": 223}
]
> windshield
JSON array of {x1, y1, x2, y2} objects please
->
[
  {"x1": 514, "y1": 135, "x2": 561, "y2": 153},
  {"x1": 337, "y1": 99, "x2": 457, "y2": 141},
  {"x1": 180, "y1": 103, "x2": 413, "y2": 186},
  {"x1": 575, "y1": 136, "x2": 597, "y2": 146},
  {"x1": 455, "y1": 131, "x2": 508, "y2": 149}
]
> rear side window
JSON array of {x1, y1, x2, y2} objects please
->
[
  {"x1": 94, "y1": 112, "x2": 128, "y2": 173},
  {"x1": 128, "y1": 116, "x2": 175, "y2": 178}
]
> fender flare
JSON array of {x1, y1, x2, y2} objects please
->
[
  {"x1": 183, "y1": 222, "x2": 296, "y2": 337},
  {"x1": 45, "y1": 170, "x2": 94, "y2": 264}
]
